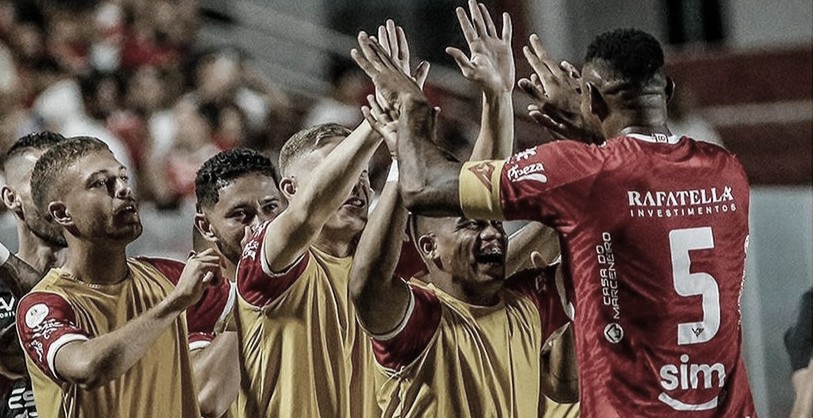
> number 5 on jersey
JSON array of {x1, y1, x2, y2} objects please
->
[{"x1": 669, "y1": 227, "x2": 720, "y2": 345}]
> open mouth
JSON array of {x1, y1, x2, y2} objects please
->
[
  {"x1": 475, "y1": 246, "x2": 504, "y2": 265},
  {"x1": 116, "y1": 203, "x2": 138, "y2": 215},
  {"x1": 343, "y1": 196, "x2": 366, "y2": 209}
]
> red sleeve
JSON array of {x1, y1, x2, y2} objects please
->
[
  {"x1": 371, "y1": 285, "x2": 442, "y2": 370},
  {"x1": 236, "y1": 221, "x2": 309, "y2": 308},
  {"x1": 137, "y1": 256, "x2": 235, "y2": 348},
  {"x1": 499, "y1": 142, "x2": 604, "y2": 229},
  {"x1": 15, "y1": 292, "x2": 90, "y2": 383},
  {"x1": 505, "y1": 267, "x2": 569, "y2": 343}
]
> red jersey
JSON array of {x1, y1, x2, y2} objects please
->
[{"x1": 459, "y1": 134, "x2": 756, "y2": 417}]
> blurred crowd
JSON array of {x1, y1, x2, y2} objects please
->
[{"x1": 0, "y1": 0, "x2": 337, "y2": 209}]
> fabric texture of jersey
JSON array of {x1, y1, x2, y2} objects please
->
[
  {"x1": 459, "y1": 136, "x2": 756, "y2": 417},
  {"x1": 15, "y1": 258, "x2": 204, "y2": 418},
  {"x1": 234, "y1": 221, "x2": 377, "y2": 417},
  {"x1": 370, "y1": 267, "x2": 569, "y2": 417}
]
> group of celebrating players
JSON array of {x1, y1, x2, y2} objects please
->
[{"x1": 0, "y1": 1, "x2": 758, "y2": 417}]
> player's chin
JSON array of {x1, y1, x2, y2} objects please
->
[
  {"x1": 334, "y1": 208, "x2": 368, "y2": 232},
  {"x1": 474, "y1": 262, "x2": 505, "y2": 281},
  {"x1": 108, "y1": 224, "x2": 143, "y2": 242}
]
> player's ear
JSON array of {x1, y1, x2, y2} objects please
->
[
  {"x1": 49, "y1": 201, "x2": 72, "y2": 227},
  {"x1": 665, "y1": 76, "x2": 676, "y2": 103},
  {"x1": 587, "y1": 82, "x2": 608, "y2": 122},
  {"x1": 194, "y1": 212, "x2": 218, "y2": 242},
  {"x1": 417, "y1": 234, "x2": 437, "y2": 259},
  {"x1": 0, "y1": 186, "x2": 21, "y2": 214},
  {"x1": 279, "y1": 177, "x2": 297, "y2": 201}
]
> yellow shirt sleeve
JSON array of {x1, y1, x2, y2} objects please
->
[{"x1": 459, "y1": 160, "x2": 507, "y2": 220}]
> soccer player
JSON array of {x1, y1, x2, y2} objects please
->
[
  {"x1": 16, "y1": 136, "x2": 230, "y2": 418},
  {"x1": 191, "y1": 148, "x2": 287, "y2": 417},
  {"x1": 351, "y1": 191, "x2": 575, "y2": 416},
  {"x1": 354, "y1": 28, "x2": 757, "y2": 417},
  {"x1": 352, "y1": 101, "x2": 576, "y2": 418},
  {"x1": 234, "y1": 121, "x2": 380, "y2": 417},
  {"x1": 0, "y1": 131, "x2": 69, "y2": 417},
  {"x1": 232, "y1": 22, "x2": 428, "y2": 418}
]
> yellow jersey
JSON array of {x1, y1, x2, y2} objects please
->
[
  {"x1": 16, "y1": 259, "x2": 200, "y2": 418},
  {"x1": 370, "y1": 268, "x2": 569, "y2": 418},
  {"x1": 234, "y1": 221, "x2": 377, "y2": 417}
]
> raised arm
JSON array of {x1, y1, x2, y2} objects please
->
[
  {"x1": 264, "y1": 23, "x2": 428, "y2": 271},
  {"x1": 349, "y1": 23, "x2": 423, "y2": 333},
  {"x1": 353, "y1": 31, "x2": 466, "y2": 217},
  {"x1": 20, "y1": 250, "x2": 220, "y2": 390},
  {"x1": 506, "y1": 222, "x2": 560, "y2": 276},
  {"x1": 348, "y1": 176, "x2": 411, "y2": 334},
  {"x1": 262, "y1": 121, "x2": 379, "y2": 271},
  {"x1": 447, "y1": 0, "x2": 515, "y2": 159}
]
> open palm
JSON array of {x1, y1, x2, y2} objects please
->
[{"x1": 447, "y1": 0, "x2": 514, "y2": 95}]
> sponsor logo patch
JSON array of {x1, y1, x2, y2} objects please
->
[
  {"x1": 604, "y1": 322, "x2": 624, "y2": 343},
  {"x1": 507, "y1": 163, "x2": 547, "y2": 183},
  {"x1": 25, "y1": 303, "x2": 49, "y2": 329},
  {"x1": 468, "y1": 161, "x2": 496, "y2": 190}
]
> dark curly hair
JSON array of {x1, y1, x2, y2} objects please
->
[
  {"x1": 585, "y1": 28, "x2": 665, "y2": 86},
  {"x1": 195, "y1": 148, "x2": 280, "y2": 209},
  {"x1": 31, "y1": 136, "x2": 110, "y2": 212}
]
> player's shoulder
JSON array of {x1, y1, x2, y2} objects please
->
[
  {"x1": 17, "y1": 290, "x2": 73, "y2": 321},
  {"x1": 27, "y1": 268, "x2": 67, "y2": 293},
  {"x1": 133, "y1": 256, "x2": 186, "y2": 285},
  {"x1": 517, "y1": 139, "x2": 597, "y2": 160}
]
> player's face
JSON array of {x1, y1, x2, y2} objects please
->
[
  {"x1": 287, "y1": 137, "x2": 371, "y2": 237},
  {"x1": 435, "y1": 218, "x2": 507, "y2": 283},
  {"x1": 2, "y1": 150, "x2": 67, "y2": 247},
  {"x1": 56, "y1": 150, "x2": 142, "y2": 243},
  {"x1": 199, "y1": 173, "x2": 286, "y2": 264}
]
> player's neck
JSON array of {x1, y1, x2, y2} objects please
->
[
  {"x1": 15, "y1": 225, "x2": 66, "y2": 274},
  {"x1": 312, "y1": 231, "x2": 357, "y2": 258},
  {"x1": 603, "y1": 108, "x2": 670, "y2": 140},
  {"x1": 62, "y1": 241, "x2": 130, "y2": 285}
]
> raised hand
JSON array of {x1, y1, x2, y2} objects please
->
[
  {"x1": 446, "y1": 0, "x2": 514, "y2": 96},
  {"x1": 361, "y1": 94, "x2": 398, "y2": 155},
  {"x1": 172, "y1": 249, "x2": 221, "y2": 308},
  {"x1": 376, "y1": 20, "x2": 430, "y2": 89},
  {"x1": 518, "y1": 34, "x2": 602, "y2": 143},
  {"x1": 352, "y1": 31, "x2": 427, "y2": 111}
]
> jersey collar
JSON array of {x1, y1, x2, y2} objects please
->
[{"x1": 626, "y1": 133, "x2": 682, "y2": 144}]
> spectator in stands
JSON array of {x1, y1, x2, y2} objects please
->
[{"x1": 303, "y1": 56, "x2": 368, "y2": 128}]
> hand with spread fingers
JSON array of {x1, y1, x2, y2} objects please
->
[
  {"x1": 446, "y1": 0, "x2": 514, "y2": 96},
  {"x1": 367, "y1": 20, "x2": 431, "y2": 154},
  {"x1": 376, "y1": 20, "x2": 431, "y2": 91},
  {"x1": 353, "y1": 25, "x2": 429, "y2": 114},
  {"x1": 362, "y1": 93, "x2": 399, "y2": 155},
  {"x1": 519, "y1": 34, "x2": 602, "y2": 143}
]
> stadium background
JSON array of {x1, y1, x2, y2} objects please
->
[{"x1": 0, "y1": 0, "x2": 809, "y2": 416}]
